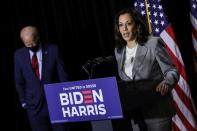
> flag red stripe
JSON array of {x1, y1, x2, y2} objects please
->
[
  {"x1": 172, "y1": 121, "x2": 181, "y2": 131},
  {"x1": 174, "y1": 84, "x2": 196, "y2": 118},
  {"x1": 174, "y1": 102, "x2": 196, "y2": 131},
  {"x1": 165, "y1": 24, "x2": 178, "y2": 45},
  {"x1": 163, "y1": 44, "x2": 187, "y2": 80},
  {"x1": 162, "y1": 26, "x2": 197, "y2": 128},
  {"x1": 161, "y1": 25, "x2": 185, "y2": 66},
  {"x1": 192, "y1": 26, "x2": 197, "y2": 41}
]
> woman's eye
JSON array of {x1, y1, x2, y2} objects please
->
[
  {"x1": 126, "y1": 22, "x2": 132, "y2": 26},
  {"x1": 127, "y1": 22, "x2": 132, "y2": 26},
  {"x1": 119, "y1": 24, "x2": 123, "y2": 27}
]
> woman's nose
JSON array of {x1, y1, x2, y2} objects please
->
[{"x1": 123, "y1": 24, "x2": 128, "y2": 30}]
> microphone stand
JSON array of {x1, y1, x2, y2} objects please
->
[
  {"x1": 82, "y1": 65, "x2": 91, "y2": 79},
  {"x1": 82, "y1": 59, "x2": 98, "y2": 79},
  {"x1": 82, "y1": 56, "x2": 114, "y2": 79}
]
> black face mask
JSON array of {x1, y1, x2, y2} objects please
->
[{"x1": 27, "y1": 43, "x2": 40, "y2": 52}]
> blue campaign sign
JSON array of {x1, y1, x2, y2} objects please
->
[{"x1": 44, "y1": 77, "x2": 123, "y2": 123}]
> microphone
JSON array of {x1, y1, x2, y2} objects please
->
[
  {"x1": 82, "y1": 57, "x2": 104, "y2": 78},
  {"x1": 103, "y1": 56, "x2": 114, "y2": 63},
  {"x1": 91, "y1": 57, "x2": 104, "y2": 66},
  {"x1": 82, "y1": 56, "x2": 114, "y2": 78},
  {"x1": 83, "y1": 60, "x2": 92, "y2": 67},
  {"x1": 82, "y1": 56, "x2": 114, "y2": 69}
]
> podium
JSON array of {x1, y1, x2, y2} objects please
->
[
  {"x1": 44, "y1": 77, "x2": 123, "y2": 128},
  {"x1": 117, "y1": 79, "x2": 163, "y2": 111},
  {"x1": 44, "y1": 76, "x2": 165, "y2": 131}
]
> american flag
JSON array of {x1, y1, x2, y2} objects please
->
[
  {"x1": 134, "y1": 0, "x2": 197, "y2": 130},
  {"x1": 190, "y1": 0, "x2": 197, "y2": 75}
]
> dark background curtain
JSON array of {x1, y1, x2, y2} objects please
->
[{"x1": 1, "y1": 0, "x2": 196, "y2": 130}]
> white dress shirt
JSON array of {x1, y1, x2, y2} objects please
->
[{"x1": 124, "y1": 44, "x2": 138, "y2": 79}]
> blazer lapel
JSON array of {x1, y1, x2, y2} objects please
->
[
  {"x1": 119, "y1": 47, "x2": 132, "y2": 80},
  {"x1": 132, "y1": 44, "x2": 147, "y2": 78},
  {"x1": 23, "y1": 48, "x2": 36, "y2": 76},
  {"x1": 120, "y1": 47, "x2": 126, "y2": 71}
]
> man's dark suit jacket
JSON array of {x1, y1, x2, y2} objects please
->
[{"x1": 14, "y1": 43, "x2": 68, "y2": 113}]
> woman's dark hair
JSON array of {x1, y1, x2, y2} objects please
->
[{"x1": 114, "y1": 8, "x2": 149, "y2": 49}]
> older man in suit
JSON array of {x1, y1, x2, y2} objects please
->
[{"x1": 14, "y1": 26, "x2": 69, "y2": 131}]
